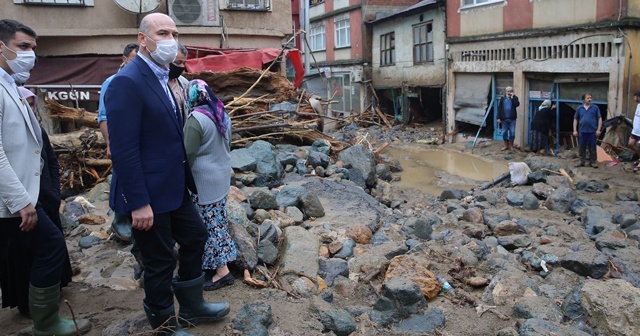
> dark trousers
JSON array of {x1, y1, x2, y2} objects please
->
[
  {"x1": 131, "y1": 190, "x2": 207, "y2": 310},
  {"x1": 0, "y1": 207, "x2": 67, "y2": 288},
  {"x1": 578, "y1": 132, "x2": 597, "y2": 164}
]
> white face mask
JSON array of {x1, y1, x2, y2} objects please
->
[
  {"x1": 11, "y1": 71, "x2": 30, "y2": 85},
  {"x1": 144, "y1": 34, "x2": 177, "y2": 66},
  {"x1": 1, "y1": 42, "x2": 36, "y2": 74}
]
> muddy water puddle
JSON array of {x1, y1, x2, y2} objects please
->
[{"x1": 386, "y1": 146, "x2": 509, "y2": 196}]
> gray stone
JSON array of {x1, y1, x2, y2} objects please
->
[
  {"x1": 483, "y1": 209, "x2": 511, "y2": 230},
  {"x1": 518, "y1": 318, "x2": 591, "y2": 336},
  {"x1": 314, "y1": 166, "x2": 326, "y2": 177},
  {"x1": 616, "y1": 190, "x2": 639, "y2": 201},
  {"x1": 545, "y1": 187, "x2": 578, "y2": 213},
  {"x1": 560, "y1": 247, "x2": 608, "y2": 279},
  {"x1": 392, "y1": 308, "x2": 446, "y2": 334},
  {"x1": 248, "y1": 189, "x2": 278, "y2": 210},
  {"x1": 513, "y1": 296, "x2": 563, "y2": 323},
  {"x1": 580, "y1": 279, "x2": 640, "y2": 336},
  {"x1": 229, "y1": 221, "x2": 258, "y2": 271},
  {"x1": 581, "y1": 206, "x2": 612, "y2": 236},
  {"x1": 232, "y1": 302, "x2": 275, "y2": 335},
  {"x1": 532, "y1": 182, "x2": 554, "y2": 199},
  {"x1": 285, "y1": 206, "x2": 304, "y2": 224},
  {"x1": 527, "y1": 171, "x2": 548, "y2": 184},
  {"x1": 78, "y1": 235, "x2": 102, "y2": 249},
  {"x1": 276, "y1": 152, "x2": 299, "y2": 167},
  {"x1": 311, "y1": 297, "x2": 356, "y2": 336},
  {"x1": 371, "y1": 230, "x2": 391, "y2": 246},
  {"x1": 346, "y1": 167, "x2": 366, "y2": 189},
  {"x1": 338, "y1": 144, "x2": 377, "y2": 188},
  {"x1": 496, "y1": 327, "x2": 519, "y2": 336},
  {"x1": 462, "y1": 207, "x2": 484, "y2": 223},
  {"x1": 61, "y1": 201, "x2": 85, "y2": 229},
  {"x1": 615, "y1": 214, "x2": 638, "y2": 228},
  {"x1": 310, "y1": 139, "x2": 331, "y2": 155},
  {"x1": 402, "y1": 216, "x2": 437, "y2": 239},
  {"x1": 576, "y1": 179, "x2": 609, "y2": 193},
  {"x1": 375, "y1": 163, "x2": 393, "y2": 181},
  {"x1": 227, "y1": 199, "x2": 249, "y2": 227},
  {"x1": 497, "y1": 234, "x2": 531, "y2": 250},
  {"x1": 231, "y1": 148, "x2": 258, "y2": 172},
  {"x1": 308, "y1": 151, "x2": 330, "y2": 169},
  {"x1": 595, "y1": 230, "x2": 629, "y2": 251},
  {"x1": 235, "y1": 172, "x2": 258, "y2": 186},
  {"x1": 370, "y1": 277, "x2": 427, "y2": 327},
  {"x1": 318, "y1": 258, "x2": 349, "y2": 286},
  {"x1": 300, "y1": 192, "x2": 325, "y2": 218},
  {"x1": 296, "y1": 159, "x2": 309, "y2": 175},
  {"x1": 506, "y1": 191, "x2": 524, "y2": 206},
  {"x1": 247, "y1": 140, "x2": 283, "y2": 185},
  {"x1": 476, "y1": 190, "x2": 498, "y2": 205},
  {"x1": 86, "y1": 182, "x2": 110, "y2": 202},
  {"x1": 523, "y1": 192, "x2": 540, "y2": 210},
  {"x1": 101, "y1": 312, "x2": 148, "y2": 336},
  {"x1": 440, "y1": 188, "x2": 465, "y2": 200},
  {"x1": 606, "y1": 247, "x2": 640, "y2": 287},
  {"x1": 240, "y1": 202, "x2": 255, "y2": 220},
  {"x1": 276, "y1": 185, "x2": 306, "y2": 207},
  {"x1": 481, "y1": 268, "x2": 540, "y2": 306},
  {"x1": 561, "y1": 282, "x2": 586, "y2": 322},
  {"x1": 253, "y1": 209, "x2": 271, "y2": 223},
  {"x1": 279, "y1": 226, "x2": 319, "y2": 278},
  {"x1": 257, "y1": 240, "x2": 279, "y2": 265},
  {"x1": 334, "y1": 239, "x2": 355, "y2": 259}
]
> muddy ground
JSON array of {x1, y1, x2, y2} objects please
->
[{"x1": 1, "y1": 122, "x2": 638, "y2": 336}]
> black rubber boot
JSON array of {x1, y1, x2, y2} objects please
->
[
  {"x1": 29, "y1": 283, "x2": 91, "y2": 336},
  {"x1": 143, "y1": 302, "x2": 192, "y2": 336},
  {"x1": 172, "y1": 273, "x2": 230, "y2": 326}
]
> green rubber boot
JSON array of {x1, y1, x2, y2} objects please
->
[{"x1": 29, "y1": 283, "x2": 91, "y2": 336}]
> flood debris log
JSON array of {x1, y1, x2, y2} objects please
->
[
  {"x1": 50, "y1": 128, "x2": 110, "y2": 192},
  {"x1": 44, "y1": 99, "x2": 98, "y2": 128}
]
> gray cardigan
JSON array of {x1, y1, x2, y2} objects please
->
[{"x1": 183, "y1": 112, "x2": 232, "y2": 204}]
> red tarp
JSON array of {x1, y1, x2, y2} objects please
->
[{"x1": 184, "y1": 47, "x2": 304, "y2": 88}]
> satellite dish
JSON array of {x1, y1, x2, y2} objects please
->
[{"x1": 114, "y1": 0, "x2": 162, "y2": 14}]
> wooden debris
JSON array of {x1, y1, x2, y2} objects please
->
[{"x1": 44, "y1": 99, "x2": 98, "y2": 127}]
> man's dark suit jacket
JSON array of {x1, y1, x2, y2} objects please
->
[{"x1": 105, "y1": 55, "x2": 195, "y2": 215}]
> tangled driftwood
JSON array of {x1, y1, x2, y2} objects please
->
[{"x1": 44, "y1": 99, "x2": 98, "y2": 128}]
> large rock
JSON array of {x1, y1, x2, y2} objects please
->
[
  {"x1": 513, "y1": 296, "x2": 563, "y2": 323},
  {"x1": 231, "y1": 148, "x2": 257, "y2": 172},
  {"x1": 318, "y1": 258, "x2": 349, "y2": 286},
  {"x1": 544, "y1": 187, "x2": 577, "y2": 213},
  {"x1": 227, "y1": 199, "x2": 251, "y2": 227},
  {"x1": 560, "y1": 246, "x2": 608, "y2": 279},
  {"x1": 279, "y1": 226, "x2": 319, "y2": 278},
  {"x1": 518, "y1": 318, "x2": 590, "y2": 336},
  {"x1": 384, "y1": 254, "x2": 440, "y2": 299},
  {"x1": 392, "y1": 308, "x2": 446, "y2": 334},
  {"x1": 462, "y1": 207, "x2": 484, "y2": 223},
  {"x1": 247, "y1": 140, "x2": 283, "y2": 185},
  {"x1": 440, "y1": 188, "x2": 465, "y2": 200},
  {"x1": 231, "y1": 302, "x2": 276, "y2": 335},
  {"x1": 248, "y1": 189, "x2": 278, "y2": 210},
  {"x1": 606, "y1": 247, "x2": 640, "y2": 287},
  {"x1": 401, "y1": 216, "x2": 436, "y2": 239},
  {"x1": 581, "y1": 206, "x2": 612, "y2": 236},
  {"x1": 276, "y1": 185, "x2": 306, "y2": 207},
  {"x1": 229, "y1": 221, "x2": 258, "y2": 271},
  {"x1": 481, "y1": 268, "x2": 540, "y2": 306},
  {"x1": 308, "y1": 151, "x2": 330, "y2": 169},
  {"x1": 580, "y1": 279, "x2": 640, "y2": 336},
  {"x1": 370, "y1": 277, "x2": 427, "y2": 327},
  {"x1": 311, "y1": 297, "x2": 356, "y2": 336},
  {"x1": 299, "y1": 192, "x2": 325, "y2": 218},
  {"x1": 338, "y1": 144, "x2": 377, "y2": 188},
  {"x1": 506, "y1": 191, "x2": 524, "y2": 206}
]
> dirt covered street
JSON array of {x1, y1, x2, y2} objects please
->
[{"x1": 2, "y1": 123, "x2": 640, "y2": 336}]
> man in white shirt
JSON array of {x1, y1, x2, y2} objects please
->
[{"x1": 628, "y1": 91, "x2": 640, "y2": 171}]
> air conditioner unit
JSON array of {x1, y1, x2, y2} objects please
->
[{"x1": 169, "y1": 0, "x2": 220, "y2": 27}]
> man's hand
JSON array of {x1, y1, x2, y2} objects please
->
[
  {"x1": 573, "y1": 130, "x2": 578, "y2": 137},
  {"x1": 497, "y1": 119, "x2": 502, "y2": 124},
  {"x1": 596, "y1": 130, "x2": 601, "y2": 137},
  {"x1": 106, "y1": 146, "x2": 111, "y2": 159},
  {"x1": 131, "y1": 204, "x2": 154, "y2": 231},
  {"x1": 19, "y1": 204, "x2": 37, "y2": 232}
]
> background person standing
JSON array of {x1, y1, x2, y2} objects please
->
[
  {"x1": 573, "y1": 92, "x2": 602, "y2": 168},
  {"x1": 497, "y1": 86, "x2": 520, "y2": 151}
]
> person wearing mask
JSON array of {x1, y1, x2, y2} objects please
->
[
  {"x1": 628, "y1": 91, "x2": 640, "y2": 172},
  {"x1": 169, "y1": 43, "x2": 189, "y2": 123},
  {"x1": 530, "y1": 99, "x2": 556, "y2": 156},
  {"x1": 183, "y1": 79, "x2": 237, "y2": 291},
  {"x1": 104, "y1": 13, "x2": 229, "y2": 334},
  {"x1": 0, "y1": 19, "x2": 90, "y2": 335},
  {"x1": 0, "y1": 87, "x2": 73, "y2": 318},
  {"x1": 573, "y1": 92, "x2": 602, "y2": 168},
  {"x1": 497, "y1": 86, "x2": 520, "y2": 151}
]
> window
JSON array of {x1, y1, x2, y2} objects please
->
[
  {"x1": 413, "y1": 22, "x2": 433, "y2": 64},
  {"x1": 310, "y1": 0, "x2": 324, "y2": 5},
  {"x1": 334, "y1": 14, "x2": 350, "y2": 48},
  {"x1": 380, "y1": 32, "x2": 395, "y2": 66},
  {"x1": 461, "y1": 0, "x2": 502, "y2": 8},
  {"x1": 14, "y1": 0, "x2": 94, "y2": 5},
  {"x1": 309, "y1": 23, "x2": 326, "y2": 51},
  {"x1": 227, "y1": 0, "x2": 271, "y2": 11}
]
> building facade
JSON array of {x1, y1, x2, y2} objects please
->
[
  {"x1": 302, "y1": 0, "x2": 419, "y2": 114},
  {"x1": 445, "y1": 0, "x2": 640, "y2": 148},
  {"x1": 5, "y1": 0, "x2": 292, "y2": 115},
  {"x1": 370, "y1": 0, "x2": 445, "y2": 124}
]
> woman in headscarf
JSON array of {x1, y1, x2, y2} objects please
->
[
  {"x1": 530, "y1": 99, "x2": 556, "y2": 155},
  {"x1": 183, "y1": 79, "x2": 237, "y2": 291}
]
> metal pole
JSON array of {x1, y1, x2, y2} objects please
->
[{"x1": 302, "y1": 0, "x2": 311, "y2": 75}]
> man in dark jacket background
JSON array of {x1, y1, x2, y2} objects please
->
[{"x1": 497, "y1": 86, "x2": 520, "y2": 151}]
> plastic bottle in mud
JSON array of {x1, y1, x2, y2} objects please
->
[{"x1": 436, "y1": 275, "x2": 456, "y2": 298}]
